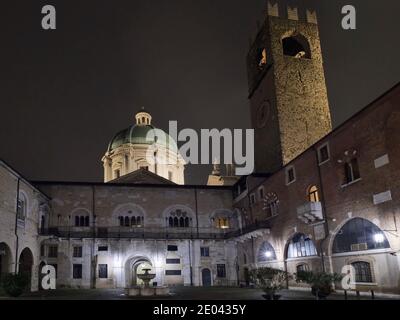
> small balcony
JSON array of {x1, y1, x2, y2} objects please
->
[{"x1": 297, "y1": 201, "x2": 324, "y2": 225}]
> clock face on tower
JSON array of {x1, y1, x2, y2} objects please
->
[{"x1": 256, "y1": 100, "x2": 271, "y2": 128}]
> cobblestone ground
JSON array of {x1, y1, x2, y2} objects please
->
[{"x1": 0, "y1": 287, "x2": 398, "y2": 300}]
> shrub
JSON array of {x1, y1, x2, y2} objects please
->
[
  {"x1": 295, "y1": 270, "x2": 342, "y2": 299},
  {"x1": 249, "y1": 267, "x2": 291, "y2": 300},
  {"x1": 1, "y1": 273, "x2": 30, "y2": 297}
]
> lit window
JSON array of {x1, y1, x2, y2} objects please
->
[
  {"x1": 308, "y1": 186, "x2": 320, "y2": 202},
  {"x1": 287, "y1": 233, "x2": 317, "y2": 258},
  {"x1": 332, "y1": 218, "x2": 390, "y2": 253},
  {"x1": 257, "y1": 48, "x2": 267, "y2": 68},
  {"x1": 216, "y1": 218, "x2": 229, "y2": 229}
]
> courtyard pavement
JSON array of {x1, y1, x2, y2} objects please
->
[{"x1": 1, "y1": 286, "x2": 398, "y2": 300}]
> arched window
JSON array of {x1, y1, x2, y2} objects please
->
[
  {"x1": 124, "y1": 216, "x2": 130, "y2": 227},
  {"x1": 17, "y1": 193, "x2": 27, "y2": 221},
  {"x1": 119, "y1": 216, "x2": 124, "y2": 227},
  {"x1": 168, "y1": 209, "x2": 191, "y2": 228},
  {"x1": 131, "y1": 216, "x2": 136, "y2": 226},
  {"x1": 79, "y1": 216, "x2": 85, "y2": 227},
  {"x1": 308, "y1": 186, "x2": 319, "y2": 202},
  {"x1": 287, "y1": 233, "x2": 317, "y2": 258},
  {"x1": 332, "y1": 218, "x2": 390, "y2": 253},
  {"x1": 263, "y1": 193, "x2": 279, "y2": 218},
  {"x1": 85, "y1": 216, "x2": 90, "y2": 227},
  {"x1": 184, "y1": 217, "x2": 189, "y2": 228},
  {"x1": 351, "y1": 261, "x2": 373, "y2": 283},
  {"x1": 136, "y1": 216, "x2": 142, "y2": 227},
  {"x1": 282, "y1": 34, "x2": 311, "y2": 59},
  {"x1": 257, "y1": 241, "x2": 277, "y2": 262},
  {"x1": 75, "y1": 216, "x2": 80, "y2": 227}
]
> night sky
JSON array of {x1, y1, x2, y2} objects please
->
[{"x1": 1, "y1": 0, "x2": 399, "y2": 184}]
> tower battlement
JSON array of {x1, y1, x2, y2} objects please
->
[{"x1": 266, "y1": 0, "x2": 318, "y2": 24}]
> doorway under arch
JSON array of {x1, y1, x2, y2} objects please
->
[
  {"x1": 0, "y1": 242, "x2": 13, "y2": 280},
  {"x1": 19, "y1": 247, "x2": 34, "y2": 289},
  {"x1": 125, "y1": 256, "x2": 154, "y2": 287},
  {"x1": 202, "y1": 268, "x2": 212, "y2": 286}
]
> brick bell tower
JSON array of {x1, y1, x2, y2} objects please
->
[{"x1": 247, "y1": 1, "x2": 332, "y2": 173}]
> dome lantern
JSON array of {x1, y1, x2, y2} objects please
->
[{"x1": 135, "y1": 107, "x2": 152, "y2": 126}]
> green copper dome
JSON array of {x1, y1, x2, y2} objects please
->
[{"x1": 107, "y1": 124, "x2": 178, "y2": 152}]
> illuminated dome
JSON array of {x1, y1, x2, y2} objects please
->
[{"x1": 102, "y1": 108, "x2": 185, "y2": 184}]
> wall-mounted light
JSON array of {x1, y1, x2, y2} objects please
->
[{"x1": 374, "y1": 233, "x2": 385, "y2": 244}]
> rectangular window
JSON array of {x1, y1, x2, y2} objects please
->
[
  {"x1": 167, "y1": 245, "x2": 178, "y2": 251},
  {"x1": 286, "y1": 166, "x2": 296, "y2": 185},
  {"x1": 318, "y1": 143, "x2": 330, "y2": 164},
  {"x1": 48, "y1": 245, "x2": 58, "y2": 258},
  {"x1": 344, "y1": 158, "x2": 361, "y2": 184},
  {"x1": 168, "y1": 171, "x2": 173, "y2": 180},
  {"x1": 217, "y1": 264, "x2": 226, "y2": 278},
  {"x1": 165, "y1": 270, "x2": 181, "y2": 276},
  {"x1": 98, "y1": 264, "x2": 108, "y2": 279},
  {"x1": 73, "y1": 264, "x2": 82, "y2": 279},
  {"x1": 115, "y1": 170, "x2": 120, "y2": 178},
  {"x1": 166, "y1": 258, "x2": 180, "y2": 264},
  {"x1": 73, "y1": 246, "x2": 83, "y2": 258},
  {"x1": 200, "y1": 247, "x2": 210, "y2": 257},
  {"x1": 98, "y1": 246, "x2": 108, "y2": 252}
]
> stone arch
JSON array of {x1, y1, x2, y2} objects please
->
[
  {"x1": 113, "y1": 203, "x2": 146, "y2": 227},
  {"x1": 0, "y1": 242, "x2": 14, "y2": 278},
  {"x1": 162, "y1": 205, "x2": 195, "y2": 228},
  {"x1": 210, "y1": 209, "x2": 236, "y2": 229},
  {"x1": 257, "y1": 241, "x2": 277, "y2": 263},
  {"x1": 124, "y1": 255, "x2": 154, "y2": 287},
  {"x1": 285, "y1": 232, "x2": 318, "y2": 259},
  {"x1": 329, "y1": 217, "x2": 391, "y2": 255},
  {"x1": 281, "y1": 32, "x2": 311, "y2": 59},
  {"x1": 70, "y1": 208, "x2": 91, "y2": 227},
  {"x1": 18, "y1": 247, "x2": 34, "y2": 289}
]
